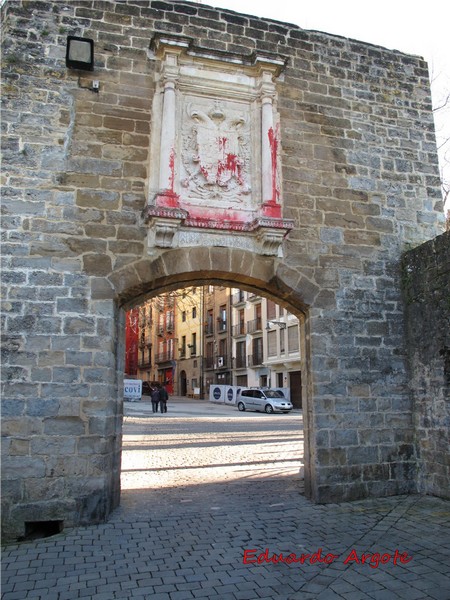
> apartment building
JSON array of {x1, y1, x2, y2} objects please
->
[
  {"x1": 130, "y1": 286, "x2": 302, "y2": 405},
  {"x1": 230, "y1": 289, "x2": 303, "y2": 407},
  {"x1": 176, "y1": 287, "x2": 203, "y2": 397},
  {"x1": 136, "y1": 293, "x2": 176, "y2": 394},
  {"x1": 203, "y1": 286, "x2": 232, "y2": 389},
  {"x1": 124, "y1": 307, "x2": 139, "y2": 377}
]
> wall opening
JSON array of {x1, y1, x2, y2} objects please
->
[
  {"x1": 19, "y1": 520, "x2": 64, "y2": 542},
  {"x1": 117, "y1": 277, "x2": 310, "y2": 504}
]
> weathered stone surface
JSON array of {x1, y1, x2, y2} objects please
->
[
  {"x1": 402, "y1": 231, "x2": 450, "y2": 499},
  {"x1": 1, "y1": 0, "x2": 446, "y2": 541}
]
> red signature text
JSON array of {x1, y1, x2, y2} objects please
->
[{"x1": 243, "y1": 548, "x2": 413, "y2": 569}]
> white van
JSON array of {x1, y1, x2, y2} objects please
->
[{"x1": 236, "y1": 388, "x2": 293, "y2": 414}]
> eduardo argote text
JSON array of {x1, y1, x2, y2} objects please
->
[{"x1": 243, "y1": 547, "x2": 413, "y2": 569}]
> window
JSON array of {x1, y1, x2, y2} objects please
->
[
  {"x1": 206, "y1": 341, "x2": 214, "y2": 368},
  {"x1": 206, "y1": 309, "x2": 214, "y2": 335},
  {"x1": 280, "y1": 328, "x2": 285, "y2": 353},
  {"x1": 254, "y1": 303, "x2": 262, "y2": 330},
  {"x1": 219, "y1": 305, "x2": 227, "y2": 331},
  {"x1": 192, "y1": 306, "x2": 197, "y2": 319},
  {"x1": 252, "y1": 337, "x2": 263, "y2": 365},
  {"x1": 182, "y1": 311, "x2": 186, "y2": 322},
  {"x1": 236, "y1": 341, "x2": 246, "y2": 368},
  {"x1": 191, "y1": 332, "x2": 197, "y2": 355},
  {"x1": 238, "y1": 309, "x2": 245, "y2": 334},
  {"x1": 166, "y1": 310, "x2": 174, "y2": 331},
  {"x1": 267, "y1": 300, "x2": 276, "y2": 320},
  {"x1": 219, "y1": 338, "x2": 227, "y2": 359},
  {"x1": 288, "y1": 325, "x2": 300, "y2": 353},
  {"x1": 267, "y1": 330, "x2": 277, "y2": 357}
]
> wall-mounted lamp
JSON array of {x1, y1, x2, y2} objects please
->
[
  {"x1": 266, "y1": 320, "x2": 287, "y2": 330},
  {"x1": 66, "y1": 36, "x2": 94, "y2": 71}
]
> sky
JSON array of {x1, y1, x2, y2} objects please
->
[{"x1": 208, "y1": 0, "x2": 450, "y2": 212}]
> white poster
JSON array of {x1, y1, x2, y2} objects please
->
[{"x1": 124, "y1": 379, "x2": 142, "y2": 401}]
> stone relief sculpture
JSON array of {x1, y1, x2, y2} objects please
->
[
  {"x1": 146, "y1": 34, "x2": 293, "y2": 255},
  {"x1": 181, "y1": 100, "x2": 252, "y2": 204}
]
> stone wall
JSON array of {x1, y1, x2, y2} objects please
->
[
  {"x1": 1, "y1": 0, "x2": 446, "y2": 540},
  {"x1": 402, "y1": 232, "x2": 450, "y2": 499}
]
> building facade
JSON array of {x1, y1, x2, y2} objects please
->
[
  {"x1": 124, "y1": 308, "x2": 139, "y2": 377},
  {"x1": 129, "y1": 286, "x2": 303, "y2": 402},
  {"x1": 175, "y1": 287, "x2": 203, "y2": 397}
]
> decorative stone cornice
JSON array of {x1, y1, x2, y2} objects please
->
[
  {"x1": 145, "y1": 205, "x2": 294, "y2": 256},
  {"x1": 150, "y1": 33, "x2": 288, "y2": 76}
]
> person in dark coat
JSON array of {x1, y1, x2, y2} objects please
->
[
  {"x1": 151, "y1": 386, "x2": 160, "y2": 413},
  {"x1": 159, "y1": 384, "x2": 168, "y2": 413}
]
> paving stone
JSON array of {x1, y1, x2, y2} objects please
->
[{"x1": 1, "y1": 410, "x2": 449, "y2": 600}]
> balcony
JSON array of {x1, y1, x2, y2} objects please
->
[
  {"x1": 232, "y1": 291, "x2": 246, "y2": 305},
  {"x1": 217, "y1": 318, "x2": 227, "y2": 333},
  {"x1": 247, "y1": 318, "x2": 262, "y2": 334},
  {"x1": 247, "y1": 293, "x2": 260, "y2": 302},
  {"x1": 235, "y1": 355, "x2": 247, "y2": 369},
  {"x1": 139, "y1": 335, "x2": 152, "y2": 347},
  {"x1": 155, "y1": 351, "x2": 174, "y2": 364},
  {"x1": 232, "y1": 323, "x2": 246, "y2": 337},
  {"x1": 137, "y1": 359, "x2": 152, "y2": 368},
  {"x1": 205, "y1": 354, "x2": 229, "y2": 369},
  {"x1": 248, "y1": 352, "x2": 264, "y2": 367},
  {"x1": 217, "y1": 354, "x2": 228, "y2": 368}
]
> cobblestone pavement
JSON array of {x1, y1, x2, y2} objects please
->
[{"x1": 2, "y1": 398, "x2": 450, "y2": 599}]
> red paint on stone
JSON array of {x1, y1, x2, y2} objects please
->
[
  {"x1": 156, "y1": 191, "x2": 180, "y2": 208},
  {"x1": 157, "y1": 147, "x2": 180, "y2": 208},
  {"x1": 268, "y1": 125, "x2": 280, "y2": 203},
  {"x1": 168, "y1": 147, "x2": 175, "y2": 193}
]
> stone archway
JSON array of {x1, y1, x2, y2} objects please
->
[
  {"x1": 107, "y1": 247, "x2": 317, "y2": 312},
  {"x1": 110, "y1": 246, "x2": 315, "y2": 505},
  {"x1": 4, "y1": 0, "x2": 444, "y2": 541}
]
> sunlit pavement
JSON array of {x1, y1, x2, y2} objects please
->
[{"x1": 2, "y1": 397, "x2": 450, "y2": 599}]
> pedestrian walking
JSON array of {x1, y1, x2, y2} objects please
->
[
  {"x1": 159, "y1": 384, "x2": 169, "y2": 413},
  {"x1": 151, "y1": 386, "x2": 160, "y2": 413}
]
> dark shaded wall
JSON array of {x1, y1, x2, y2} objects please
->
[{"x1": 403, "y1": 232, "x2": 450, "y2": 498}]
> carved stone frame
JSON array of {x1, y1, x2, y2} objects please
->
[{"x1": 145, "y1": 34, "x2": 294, "y2": 257}]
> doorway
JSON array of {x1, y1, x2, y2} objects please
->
[{"x1": 180, "y1": 370, "x2": 187, "y2": 396}]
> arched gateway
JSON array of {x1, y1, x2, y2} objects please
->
[{"x1": 1, "y1": 0, "x2": 446, "y2": 540}]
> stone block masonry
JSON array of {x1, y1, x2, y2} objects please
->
[
  {"x1": 402, "y1": 231, "x2": 450, "y2": 499},
  {"x1": 0, "y1": 0, "x2": 446, "y2": 540}
]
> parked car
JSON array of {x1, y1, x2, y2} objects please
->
[{"x1": 236, "y1": 388, "x2": 293, "y2": 413}]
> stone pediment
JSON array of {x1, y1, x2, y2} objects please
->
[{"x1": 145, "y1": 34, "x2": 293, "y2": 256}]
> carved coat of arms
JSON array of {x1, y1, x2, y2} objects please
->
[{"x1": 181, "y1": 101, "x2": 252, "y2": 203}]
